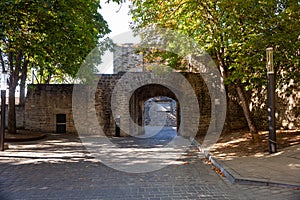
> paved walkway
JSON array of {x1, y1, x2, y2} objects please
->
[
  {"x1": 0, "y1": 128, "x2": 299, "y2": 199},
  {"x1": 195, "y1": 141, "x2": 300, "y2": 188}
]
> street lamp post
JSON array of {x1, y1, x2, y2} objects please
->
[
  {"x1": 266, "y1": 47, "x2": 277, "y2": 154},
  {"x1": 0, "y1": 71, "x2": 7, "y2": 151}
]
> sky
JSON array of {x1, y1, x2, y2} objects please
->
[{"x1": 100, "y1": 1, "x2": 132, "y2": 37}]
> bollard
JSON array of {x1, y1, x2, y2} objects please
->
[
  {"x1": 0, "y1": 90, "x2": 6, "y2": 151},
  {"x1": 115, "y1": 116, "x2": 120, "y2": 137}
]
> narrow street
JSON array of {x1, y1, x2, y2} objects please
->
[{"x1": 0, "y1": 129, "x2": 299, "y2": 200}]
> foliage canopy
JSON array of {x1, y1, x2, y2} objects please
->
[
  {"x1": 131, "y1": 0, "x2": 300, "y2": 90},
  {"x1": 0, "y1": 0, "x2": 122, "y2": 133}
]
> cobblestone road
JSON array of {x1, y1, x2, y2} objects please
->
[{"x1": 0, "y1": 128, "x2": 299, "y2": 200}]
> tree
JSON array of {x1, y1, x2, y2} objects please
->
[
  {"x1": 0, "y1": 0, "x2": 123, "y2": 134},
  {"x1": 131, "y1": 0, "x2": 300, "y2": 142}
]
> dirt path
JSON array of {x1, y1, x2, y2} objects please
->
[{"x1": 196, "y1": 129, "x2": 300, "y2": 159}]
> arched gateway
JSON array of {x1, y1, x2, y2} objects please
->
[
  {"x1": 129, "y1": 84, "x2": 180, "y2": 134},
  {"x1": 110, "y1": 72, "x2": 201, "y2": 138}
]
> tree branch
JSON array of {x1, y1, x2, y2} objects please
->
[{"x1": 170, "y1": 1, "x2": 189, "y2": 15}]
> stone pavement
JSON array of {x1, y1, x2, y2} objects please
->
[
  {"x1": 0, "y1": 129, "x2": 299, "y2": 200},
  {"x1": 195, "y1": 141, "x2": 300, "y2": 189}
]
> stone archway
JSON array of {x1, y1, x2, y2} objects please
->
[
  {"x1": 129, "y1": 84, "x2": 180, "y2": 136},
  {"x1": 110, "y1": 72, "x2": 206, "y2": 138}
]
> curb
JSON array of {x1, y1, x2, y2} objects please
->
[
  {"x1": 4, "y1": 133, "x2": 47, "y2": 142},
  {"x1": 192, "y1": 139, "x2": 300, "y2": 189}
]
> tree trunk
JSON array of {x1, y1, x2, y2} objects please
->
[
  {"x1": 8, "y1": 85, "x2": 17, "y2": 134},
  {"x1": 19, "y1": 59, "x2": 28, "y2": 106},
  {"x1": 236, "y1": 84, "x2": 259, "y2": 142},
  {"x1": 8, "y1": 51, "x2": 22, "y2": 134},
  {"x1": 223, "y1": 84, "x2": 232, "y2": 133},
  {"x1": 215, "y1": 51, "x2": 232, "y2": 133}
]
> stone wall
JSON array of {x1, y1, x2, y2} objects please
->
[
  {"x1": 95, "y1": 74, "x2": 123, "y2": 135},
  {"x1": 24, "y1": 73, "x2": 247, "y2": 136},
  {"x1": 25, "y1": 84, "x2": 76, "y2": 133},
  {"x1": 3, "y1": 105, "x2": 24, "y2": 128},
  {"x1": 250, "y1": 83, "x2": 300, "y2": 130},
  {"x1": 23, "y1": 77, "x2": 300, "y2": 135}
]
